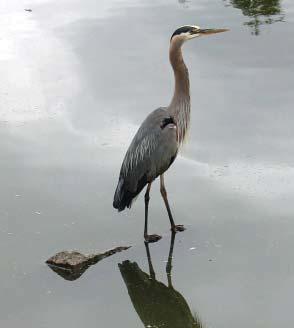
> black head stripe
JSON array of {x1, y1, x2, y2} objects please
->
[{"x1": 171, "y1": 26, "x2": 192, "y2": 40}]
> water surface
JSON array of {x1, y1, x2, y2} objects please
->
[{"x1": 1, "y1": 0, "x2": 294, "y2": 327}]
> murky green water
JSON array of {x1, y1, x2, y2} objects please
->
[{"x1": 1, "y1": 0, "x2": 294, "y2": 327}]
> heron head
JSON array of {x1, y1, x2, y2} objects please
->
[{"x1": 170, "y1": 25, "x2": 229, "y2": 43}]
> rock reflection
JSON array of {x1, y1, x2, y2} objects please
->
[
  {"x1": 119, "y1": 232, "x2": 202, "y2": 328},
  {"x1": 224, "y1": 0, "x2": 284, "y2": 35},
  {"x1": 47, "y1": 262, "x2": 88, "y2": 281}
]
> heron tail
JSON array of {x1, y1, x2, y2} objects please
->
[
  {"x1": 113, "y1": 175, "x2": 148, "y2": 212},
  {"x1": 113, "y1": 178, "x2": 133, "y2": 211}
]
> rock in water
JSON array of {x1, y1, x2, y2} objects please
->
[{"x1": 46, "y1": 246, "x2": 131, "y2": 281}]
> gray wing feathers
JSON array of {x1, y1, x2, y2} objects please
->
[
  {"x1": 121, "y1": 108, "x2": 177, "y2": 181},
  {"x1": 113, "y1": 108, "x2": 178, "y2": 211},
  {"x1": 122, "y1": 130, "x2": 158, "y2": 178}
]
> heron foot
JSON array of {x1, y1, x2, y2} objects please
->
[
  {"x1": 171, "y1": 225, "x2": 185, "y2": 232},
  {"x1": 144, "y1": 234, "x2": 162, "y2": 243}
]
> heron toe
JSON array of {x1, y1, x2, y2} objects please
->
[
  {"x1": 171, "y1": 225, "x2": 185, "y2": 232},
  {"x1": 144, "y1": 234, "x2": 162, "y2": 243}
]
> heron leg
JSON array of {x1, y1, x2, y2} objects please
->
[
  {"x1": 160, "y1": 174, "x2": 185, "y2": 232},
  {"x1": 166, "y1": 231, "x2": 176, "y2": 288},
  {"x1": 144, "y1": 183, "x2": 162, "y2": 243},
  {"x1": 144, "y1": 241, "x2": 156, "y2": 280}
]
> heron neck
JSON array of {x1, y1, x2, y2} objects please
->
[{"x1": 168, "y1": 41, "x2": 191, "y2": 143}]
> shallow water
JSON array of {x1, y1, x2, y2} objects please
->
[{"x1": 1, "y1": 0, "x2": 294, "y2": 327}]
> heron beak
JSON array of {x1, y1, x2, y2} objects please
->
[{"x1": 198, "y1": 28, "x2": 229, "y2": 36}]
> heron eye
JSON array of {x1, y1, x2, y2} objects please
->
[{"x1": 191, "y1": 28, "x2": 200, "y2": 35}]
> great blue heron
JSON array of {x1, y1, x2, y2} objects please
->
[{"x1": 113, "y1": 25, "x2": 228, "y2": 242}]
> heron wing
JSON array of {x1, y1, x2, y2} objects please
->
[{"x1": 113, "y1": 108, "x2": 178, "y2": 211}]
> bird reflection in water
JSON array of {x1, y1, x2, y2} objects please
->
[
  {"x1": 224, "y1": 0, "x2": 284, "y2": 35},
  {"x1": 119, "y1": 232, "x2": 203, "y2": 328}
]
